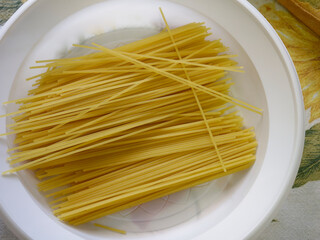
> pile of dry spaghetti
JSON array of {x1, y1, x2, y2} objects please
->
[{"x1": 1, "y1": 14, "x2": 261, "y2": 225}]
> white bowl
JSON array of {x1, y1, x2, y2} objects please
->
[{"x1": 0, "y1": 0, "x2": 304, "y2": 239}]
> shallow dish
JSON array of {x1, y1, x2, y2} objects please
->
[{"x1": 0, "y1": 0, "x2": 304, "y2": 239}]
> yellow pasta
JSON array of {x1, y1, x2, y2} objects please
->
[
  {"x1": 94, "y1": 223, "x2": 126, "y2": 235},
  {"x1": 1, "y1": 9, "x2": 261, "y2": 227}
]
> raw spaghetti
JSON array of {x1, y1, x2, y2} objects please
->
[{"x1": 1, "y1": 10, "x2": 261, "y2": 226}]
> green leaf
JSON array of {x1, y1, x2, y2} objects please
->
[{"x1": 294, "y1": 123, "x2": 320, "y2": 188}]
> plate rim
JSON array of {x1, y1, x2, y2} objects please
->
[{"x1": 196, "y1": 0, "x2": 305, "y2": 238}]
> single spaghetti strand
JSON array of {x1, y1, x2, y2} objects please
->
[
  {"x1": 159, "y1": 7, "x2": 226, "y2": 172},
  {"x1": 93, "y1": 223, "x2": 126, "y2": 235}
]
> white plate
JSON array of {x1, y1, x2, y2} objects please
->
[{"x1": 0, "y1": 0, "x2": 304, "y2": 239}]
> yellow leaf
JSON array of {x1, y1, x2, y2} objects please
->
[{"x1": 259, "y1": 3, "x2": 320, "y2": 123}]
